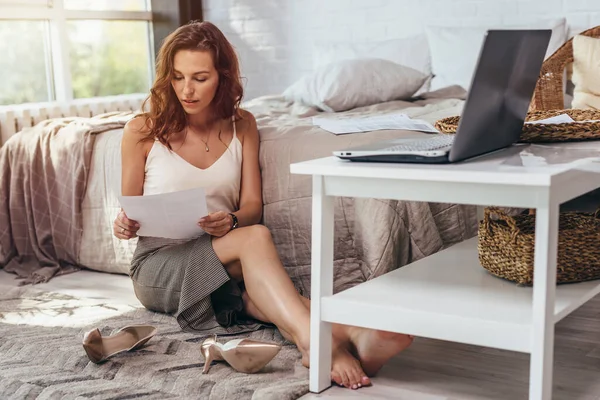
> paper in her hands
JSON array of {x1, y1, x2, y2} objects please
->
[{"x1": 118, "y1": 187, "x2": 208, "y2": 239}]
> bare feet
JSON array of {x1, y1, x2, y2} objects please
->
[
  {"x1": 349, "y1": 328, "x2": 414, "y2": 377},
  {"x1": 330, "y1": 346, "x2": 371, "y2": 389},
  {"x1": 242, "y1": 293, "x2": 371, "y2": 389},
  {"x1": 295, "y1": 334, "x2": 370, "y2": 390}
]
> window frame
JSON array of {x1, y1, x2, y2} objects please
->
[{"x1": 0, "y1": 0, "x2": 154, "y2": 104}]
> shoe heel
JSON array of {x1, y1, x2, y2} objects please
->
[
  {"x1": 202, "y1": 349, "x2": 216, "y2": 374},
  {"x1": 82, "y1": 328, "x2": 105, "y2": 363},
  {"x1": 201, "y1": 335, "x2": 220, "y2": 374}
]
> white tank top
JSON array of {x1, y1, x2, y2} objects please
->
[{"x1": 143, "y1": 118, "x2": 242, "y2": 214}]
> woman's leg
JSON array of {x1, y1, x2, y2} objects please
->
[
  {"x1": 296, "y1": 296, "x2": 414, "y2": 377},
  {"x1": 213, "y1": 225, "x2": 369, "y2": 389},
  {"x1": 243, "y1": 288, "x2": 413, "y2": 377}
]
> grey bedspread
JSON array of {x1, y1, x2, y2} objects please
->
[{"x1": 244, "y1": 86, "x2": 479, "y2": 295}]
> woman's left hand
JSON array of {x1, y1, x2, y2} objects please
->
[{"x1": 199, "y1": 211, "x2": 233, "y2": 237}]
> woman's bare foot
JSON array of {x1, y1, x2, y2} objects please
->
[
  {"x1": 330, "y1": 346, "x2": 372, "y2": 389},
  {"x1": 294, "y1": 334, "x2": 370, "y2": 390},
  {"x1": 243, "y1": 293, "x2": 371, "y2": 389},
  {"x1": 348, "y1": 328, "x2": 414, "y2": 377}
]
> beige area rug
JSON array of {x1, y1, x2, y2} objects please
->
[{"x1": 0, "y1": 283, "x2": 309, "y2": 399}]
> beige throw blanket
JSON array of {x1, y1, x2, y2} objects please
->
[{"x1": 0, "y1": 113, "x2": 131, "y2": 285}]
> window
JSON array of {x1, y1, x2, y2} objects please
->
[
  {"x1": 64, "y1": 0, "x2": 148, "y2": 11},
  {"x1": 0, "y1": 20, "x2": 52, "y2": 105},
  {"x1": 68, "y1": 20, "x2": 152, "y2": 99},
  {"x1": 0, "y1": 0, "x2": 154, "y2": 106}
]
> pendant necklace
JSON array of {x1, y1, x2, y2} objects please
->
[
  {"x1": 197, "y1": 121, "x2": 222, "y2": 152},
  {"x1": 200, "y1": 128, "x2": 211, "y2": 152}
]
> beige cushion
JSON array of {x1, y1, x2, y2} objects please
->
[{"x1": 572, "y1": 35, "x2": 600, "y2": 110}]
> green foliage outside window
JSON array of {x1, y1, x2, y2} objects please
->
[
  {"x1": 69, "y1": 20, "x2": 151, "y2": 99},
  {"x1": 0, "y1": 21, "x2": 50, "y2": 105},
  {"x1": 0, "y1": 19, "x2": 152, "y2": 106}
]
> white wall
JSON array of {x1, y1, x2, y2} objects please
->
[{"x1": 203, "y1": 0, "x2": 600, "y2": 101}]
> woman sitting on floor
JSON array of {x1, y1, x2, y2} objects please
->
[{"x1": 113, "y1": 20, "x2": 413, "y2": 390}]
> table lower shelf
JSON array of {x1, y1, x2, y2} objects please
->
[{"x1": 321, "y1": 237, "x2": 600, "y2": 353}]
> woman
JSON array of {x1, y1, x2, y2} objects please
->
[{"x1": 113, "y1": 21, "x2": 412, "y2": 390}]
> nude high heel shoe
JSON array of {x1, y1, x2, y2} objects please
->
[
  {"x1": 201, "y1": 335, "x2": 282, "y2": 374},
  {"x1": 82, "y1": 325, "x2": 157, "y2": 364}
]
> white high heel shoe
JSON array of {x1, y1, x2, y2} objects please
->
[{"x1": 201, "y1": 334, "x2": 281, "y2": 374}]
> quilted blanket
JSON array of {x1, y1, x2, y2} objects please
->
[{"x1": 0, "y1": 113, "x2": 131, "y2": 284}]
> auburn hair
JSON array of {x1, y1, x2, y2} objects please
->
[{"x1": 140, "y1": 21, "x2": 243, "y2": 147}]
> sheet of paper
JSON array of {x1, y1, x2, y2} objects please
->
[
  {"x1": 118, "y1": 187, "x2": 208, "y2": 240},
  {"x1": 525, "y1": 114, "x2": 575, "y2": 124},
  {"x1": 313, "y1": 112, "x2": 439, "y2": 134},
  {"x1": 525, "y1": 114, "x2": 600, "y2": 125}
]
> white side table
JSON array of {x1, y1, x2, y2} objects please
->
[{"x1": 290, "y1": 152, "x2": 600, "y2": 400}]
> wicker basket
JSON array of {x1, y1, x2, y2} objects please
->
[
  {"x1": 478, "y1": 207, "x2": 600, "y2": 286},
  {"x1": 435, "y1": 109, "x2": 600, "y2": 143}
]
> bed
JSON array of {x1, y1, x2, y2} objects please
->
[{"x1": 72, "y1": 84, "x2": 478, "y2": 295}]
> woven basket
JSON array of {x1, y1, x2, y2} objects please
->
[
  {"x1": 478, "y1": 207, "x2": 600, "y2": 286},
  {"x1": 435, "y1": 109, "x2": 600, "y2": 143}
]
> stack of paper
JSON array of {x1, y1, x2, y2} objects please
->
[{"x1": 312, "y1": 112, "x2": 439, "y2": 135}]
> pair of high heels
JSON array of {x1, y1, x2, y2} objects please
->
[
  {"x1": 201, "y1": 334, "x2": 281, "y2": 374},
  {"x1": 82, "y1": 326, "x2": 281, "y2": 374},
  {"x1": 82, "y1": 325, "x2": 157, "y2": 364}
]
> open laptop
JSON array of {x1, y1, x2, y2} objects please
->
[{"x1": 333, "y1": 29, "x2": 552, "y2": 164}]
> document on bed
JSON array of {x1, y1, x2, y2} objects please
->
[
  {"x1": 313, "y1": 112, "x2": 439, "y2": 135},
  {"x1": 118, "y1": 187, "x2": 208, "y2": 240}
]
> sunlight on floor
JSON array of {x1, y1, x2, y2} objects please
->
[
  {"x1": 0, "y1": 289, "x2": 140, "y2": 327},
  {"x1": 0, "y1": 269, "x2": 142, "y2": 327}
]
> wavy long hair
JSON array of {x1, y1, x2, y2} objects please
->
[{"x1": 140, "y1": 21, "x2": 243, "y2": 147}]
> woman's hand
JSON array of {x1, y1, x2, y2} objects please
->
[
  {"x1": 199, "y1": 211, "x2": 233, "y2": 237},
  {"x1": 114, "y1": 210, "x2": 140, "y2": 240}
]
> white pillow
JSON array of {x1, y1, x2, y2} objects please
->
[
  {"x1": 426, "y1": 18, "x2": 567, "y2": 91},
  {"x1": 313, "y1": 34, "x2": 432, "y2": 92},
  {"x1": 283, "y1": 58, "x2": 428, "y2": 112}
]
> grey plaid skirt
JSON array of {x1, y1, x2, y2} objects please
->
[{"x1": 130, "y1": 234, "x2": 267, "y2": 335}]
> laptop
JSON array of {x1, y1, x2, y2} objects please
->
[{"x1": 333, "y1": 29, "x2": 552, "y2": 164}]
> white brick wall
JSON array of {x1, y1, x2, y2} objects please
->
[{"x1": 203, "y1": 0, "x2": 600, "y2": 101}]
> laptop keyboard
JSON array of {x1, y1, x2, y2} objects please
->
[{"x1": 383, "y1": 134, "x2": 455, "y2": 152}]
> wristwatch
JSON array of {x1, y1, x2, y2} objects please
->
[{"x1": 229, "y1": 213, "x2": 239, "y2": 231}]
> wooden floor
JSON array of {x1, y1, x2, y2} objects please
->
[{"x1": 301, "y1": 293, "x2": 600, "y2": 400}]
